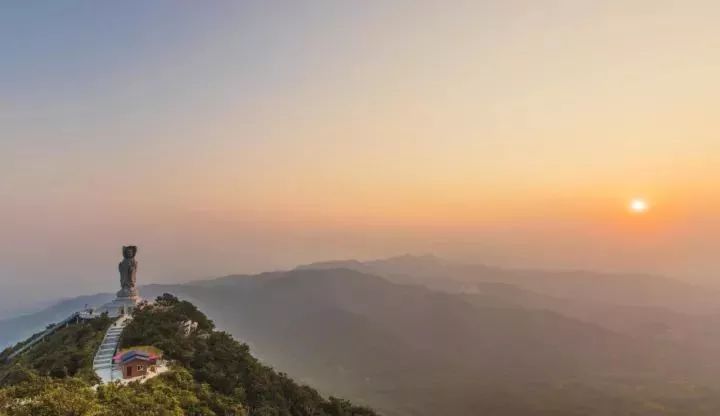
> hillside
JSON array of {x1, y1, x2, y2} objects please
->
[
  {"x1": 298, "y1": 256, "x2": 720, "y2": 366},
  {"x1": 139, "y1": 268, "x2": 720, "y2": 416},
  {"x1": 0, "y1": 293, "x2": 113, "y2": 349},
  {"x1": 0, "y1": 314, "x2": 113, "y2": 386},
  {"x1": 0, "y1": 294, "x2": 378, "y2": 416}
]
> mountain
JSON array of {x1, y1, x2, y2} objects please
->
[
  {"x1": 139, "y1": 268, "x2": 720, "y2": 415},
  {"x1": 298, "y1": 255, "x2": 720, "y2": 314},
  {"x1": 5, "y1": 257, "x2": 720, "y2": 414},
  {"x1": 298, "y1": 256, "x2": 720, "y2": 373},
  {"x1": 299, "y1": 256, "x2": 720, "y2": 352},
  {"x1": 0, "y1": 294, "x2": 377, "y2": 416}
]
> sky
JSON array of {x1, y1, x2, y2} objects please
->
[{"x1": 1, "y1": 0, "x2": 719, "y2": 314}]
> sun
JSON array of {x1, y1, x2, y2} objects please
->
[{"x1": 629, "y1": 198, "x2": 649, "y2": 214}]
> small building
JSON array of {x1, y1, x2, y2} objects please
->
[{"x1": 116, "y1": 350, "x2": 158, "y2": 379}]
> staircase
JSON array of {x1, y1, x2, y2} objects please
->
[{"x1": 93, "y1": 315, "x2": 131, "y2": 383}]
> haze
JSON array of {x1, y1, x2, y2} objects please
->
[{"x1": 1, "y1": 1, "x2": 719, "y2": 313}]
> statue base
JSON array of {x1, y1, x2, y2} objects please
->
[
  {"x1": 94, "y1": 294, "x2": 140, "y2": 318},
  {"x1": 116, "y1": 288, "x2": 139, "y2": 299}
]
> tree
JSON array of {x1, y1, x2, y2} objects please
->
[{"x1": 0, "y1": 377, "x2": 101, "y2": 416}]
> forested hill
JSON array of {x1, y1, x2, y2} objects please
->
[{"x1": 0, "y1": 294, "x2": 378, "y2": 416}]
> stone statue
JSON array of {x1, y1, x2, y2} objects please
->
[{"x1": 118, "y1": 245, "x2": 139, "y2": 298}]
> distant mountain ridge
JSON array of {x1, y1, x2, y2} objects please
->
[
  {"x1": 297, "y1": 255, "x2": 720, "y2": 356},
  {"x1": 298, "y1": 254, "x2": 720, "y2": 314}
]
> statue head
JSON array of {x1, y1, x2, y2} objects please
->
[{"x1": 122, "y1": 245, "x2": 137, "y2": 259}]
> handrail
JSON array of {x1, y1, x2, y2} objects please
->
[{"x1": 4, "y1": 312, "x2": 80, "y2": 362}]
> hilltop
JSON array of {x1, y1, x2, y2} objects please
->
[{"x1": 0, "y1": 294, "x2": 377, "y2": 416}]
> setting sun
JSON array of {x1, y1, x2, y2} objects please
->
[{"x1": 630, "y1": 198, "x2": 649, "y2": 214}]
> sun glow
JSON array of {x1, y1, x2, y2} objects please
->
[{"x1": 629, "y1": 198, "x2": 649, "y2": 214}]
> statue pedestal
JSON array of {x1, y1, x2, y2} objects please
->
[
  {"x1": 95, "y1": 295, "x2": 140, "y2": 318},
  {"x1": 117, "y1": 287, "x2": 139, "y2": 299}
]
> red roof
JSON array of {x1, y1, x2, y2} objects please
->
[{"x1": 114, "y1": 350, "x2": 159, "y2": 364}]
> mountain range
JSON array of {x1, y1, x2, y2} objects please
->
[{"x1": 3, "y1": 255, "x2": 720, "y2": 415}]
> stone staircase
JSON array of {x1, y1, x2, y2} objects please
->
[{"x1": 93, "y1": 315, "x2": 131, "y2": 383}]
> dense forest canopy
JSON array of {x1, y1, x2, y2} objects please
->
[{"x1": 0, "y1": 294, "x2": 377, "y2": 416}]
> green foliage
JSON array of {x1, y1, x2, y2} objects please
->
[
  {"x1": 0, "y1": 315, "x2": 112, "y2": 386},
  {"x1": 0, "y1": 376, "x2": 102, "y2": 416},
  {"x1": 0, "y1": 329, "x2": 45, "y2": 363},
  {"x1": 0, "y1": 294, "x2": 377, "y2": 416},
  {"x1": 96, "y1": 377, "x2": 186, "y2": 416},
  {"x1": 117, "y1": 294, "x2": 377, "y2": 416},
  {"x1": 120, "y1": 296, "x2": 213, "y2": 363}
]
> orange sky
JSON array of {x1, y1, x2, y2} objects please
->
[{"x1": 1, "y1": 1, "x2": 719, "y2": 309}]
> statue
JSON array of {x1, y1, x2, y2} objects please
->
[{"x1": 118, "y1": 245, "x2": 139, "y2": 298}]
